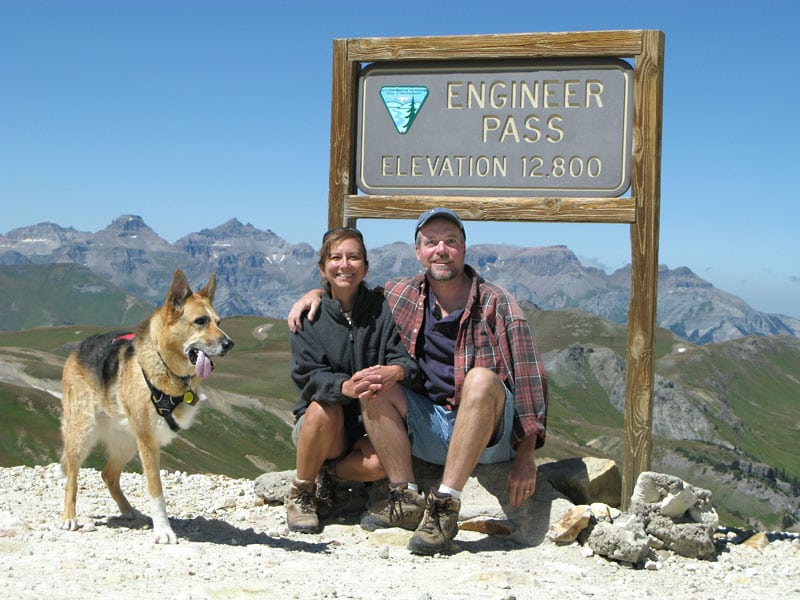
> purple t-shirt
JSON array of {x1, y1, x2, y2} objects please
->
[{"x1": 417, "y1": 289, "x2": 463, "y2": 407}]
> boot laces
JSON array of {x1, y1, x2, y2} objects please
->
[
  {"x1": 387, "y1": 487, "x2": 410, "y2": 521},
  {"x1": 421, "y1": 497, "x2": 447, "y2": 534},
  {"x1": 316, "y1": 467, "x2": 336, "y2": 507},
  {"x1": 295, "y1": 488, "x2": 316, "y2": 513}
]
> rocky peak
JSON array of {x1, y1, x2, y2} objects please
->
[
  {"x1": 93, "y1": 215, "x2": 171, "y2": 251},
  {"x1": 659, "y1": 265, "x2": 714, "y2": 289},
  {"x1": 1, "y1": 222, "x2": 91, "y2": 255},
  {"x1": 177, "y1": 218, "x2": 289, "y2": 256}
]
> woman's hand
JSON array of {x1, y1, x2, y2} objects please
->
[{"x1": 342, "y1": 365, "x2": 404, "y2": 400}]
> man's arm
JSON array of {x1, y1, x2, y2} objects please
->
[
  {"x1": 496, "y1": 293, "x2": 547, "y2": 505},
  {"x1": 502, "y1": 314, "x2": 547, "y2": 449},
  {"x1": 506, "y1": 433, "x2": 538, "y2": 507},
  {"x1": 287, "y1": 289, "x2": 324, "y2": 333}
]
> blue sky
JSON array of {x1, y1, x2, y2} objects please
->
[{"x1": 1, "y1": 0, "x2": 798, "y2": 318}]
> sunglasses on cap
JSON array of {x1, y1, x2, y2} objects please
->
[{"x1": 322, "y1": 226, "x2": 363, "y2": 244}]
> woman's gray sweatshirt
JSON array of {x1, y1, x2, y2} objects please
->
[{"x1": 290, "y1": 284, "x2": 420, "y2": 420}]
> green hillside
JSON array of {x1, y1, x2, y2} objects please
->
[
  {"x1": 0, "y1": 310, "x2": 798, "y2": 530},
  {"x1": 658, "y1": 336, "x2": 800, "y2": 477},
  {"x1": 0, "y1": 264, "x2": 154, "y2": 331}
]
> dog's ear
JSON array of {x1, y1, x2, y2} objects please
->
[
  {"x1": 197, "y1": 273, "x2": 217, "y2": 302},
  {"x1": 166, "y1": 269, "x2": 193, "y2": 311}
]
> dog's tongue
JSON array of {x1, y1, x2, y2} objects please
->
[{"x1": 195, "y1": 351, "x2": 213, "y2": 379}]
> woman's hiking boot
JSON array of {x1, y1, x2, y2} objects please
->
[
  {"x1": 315, "y1": 462, "x2": 338, "y2": 519},
  {"x1": 287, "y1": 478, "x2": 320, "y2": 533}
]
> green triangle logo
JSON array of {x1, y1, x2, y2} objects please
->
[{"x1": 379, "y1": 86, "x2": 429, "y2": 134}]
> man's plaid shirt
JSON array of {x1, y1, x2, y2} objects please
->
[{"x1": 381, "y1": 265, "x2": 548, "y2": 449}]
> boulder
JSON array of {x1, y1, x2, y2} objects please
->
[
  {"x1": 587, "y1": 517, "x2": 651, "y2": 565},
  {"x1": 546, "y1": 504, "x2": 593, "y2": 543},
  {"x1": 538, "y1": 456, "x2": 621, "y2": 507}
]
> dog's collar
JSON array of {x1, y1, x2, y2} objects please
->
[
  {"x1": 113, "y1": 332, "x2": 136, "y2": 344},
  {"x1": 142, "y1": 370, "x2": 197, "y2": 432},
  {"x1": 119, "y1": 334, "x2": 198, "y2": 431}
]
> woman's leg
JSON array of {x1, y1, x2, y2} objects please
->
[
  {"x1": 295, "y1": 401, "x2": 346, "y2": 481},
  {"x1": 336, "y1": 436, "x2": 386, "y2": 482}
]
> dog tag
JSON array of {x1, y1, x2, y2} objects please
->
[{"x1": 183, "y1": 391, "x2": 196, "y2": 405}]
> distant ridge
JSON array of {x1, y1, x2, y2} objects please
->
[
  {"x1": 1, "y1": 215, "x2": 798, "y2": 343},
  {"x1": 0, "y1": 263, "x2": 153, "y2": 331}
]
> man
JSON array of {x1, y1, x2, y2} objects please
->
[{"x1": 289, "y1": 208, "x2": 547, "y2": 555}]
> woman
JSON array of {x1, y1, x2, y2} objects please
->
[{"x1": 288, "y1": 227, "x2": 419, "y2": 533}]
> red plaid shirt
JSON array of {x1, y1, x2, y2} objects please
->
[{"x1": 381, "y1": 265, "x2": 548, "y2": 449}]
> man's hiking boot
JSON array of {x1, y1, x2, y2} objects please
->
[
  {"x1": 407, "y1": 490, "x2": 461, "y2": 555},
  {"x1": 287, "y1": 478, "x2": 320, "y2": 533},
  {"x1": 359, "y1": 483, "x2": 425, "y2": 531}
]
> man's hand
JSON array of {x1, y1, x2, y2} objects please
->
[
  {"x1": 342, "y1": 365, "x2": 404, "y2": 400},
  {"x1": 287, "y1": 289, "x2": 324, "y2": 333},
  {"x1": 506, "y1": 435, "x2": 538, "y2": 507}
]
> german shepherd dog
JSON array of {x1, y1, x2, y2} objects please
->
[{"x1": 60, "y1": 269, "x2": 234, "y2": 543}]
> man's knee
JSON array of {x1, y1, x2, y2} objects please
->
[
  {"x1": 363, "y1": 384, "x2": 407, "y2": 417},
  {"x1": 463, "y1": 368, "x2": 504, "y2": 406}
]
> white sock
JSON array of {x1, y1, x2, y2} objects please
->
[
  {"x1": 437, "y1": 484, "x2": 461, "y2": 499},
  {"x1": 407, "y1": 482, "x2": 419, "y2": 493}
]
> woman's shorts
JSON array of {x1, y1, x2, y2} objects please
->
[
  {"x1": 291, "y1": 406, "x2": 364, "y2": 451},
  {"x1": 402, "y1": 384, "x2": 515, "y2": 465}
]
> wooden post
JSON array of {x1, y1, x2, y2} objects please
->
[
  {"x1": 622, "y1": 30, "x2": 665, "y2": 507},
  {"x1": 328, "y1": 39, "x2": 359, "y2": 229}
]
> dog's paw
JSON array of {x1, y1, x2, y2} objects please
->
[
  {"x1": 153, "y1": 527, "x2": 178, "y2": 544},
  {"x1": 149, "y1": 495, "x2": 177, "y2": 543},
  {"x1": 61, "y1": 518, "x2": 80, "y2": 531}
]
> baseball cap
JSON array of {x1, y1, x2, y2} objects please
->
[{"x1": 414, "y1": 207, "x2": 466, "y2": 240}]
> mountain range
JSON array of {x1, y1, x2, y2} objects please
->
[
  {"x1": 1, "y1": 216, "x2": 798, "y2": 532},
  {"x1": 1, "y1": 214, "x2": 798, "y2": 343}
]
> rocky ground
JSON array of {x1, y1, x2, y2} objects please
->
[{"x1": 1, "y1": 464, "x2": 798, "y2": 600}]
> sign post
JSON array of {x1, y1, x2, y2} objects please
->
[{"x1": 327, "y1": 30, "x2": 664, "y2": 508}]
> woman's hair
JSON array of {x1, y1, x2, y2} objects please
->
[{"x1": 318, "y1": 227, "x2": 368, "y2": 290}]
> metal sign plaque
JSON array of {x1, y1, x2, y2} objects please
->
[{"x1": 356, "y1": 59, "x2": 634, "y2": 197}]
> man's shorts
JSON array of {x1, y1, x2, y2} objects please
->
[{"x1": 402, "y1": 385, "x2": 515, "y2": 465}]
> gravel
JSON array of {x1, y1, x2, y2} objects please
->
[{"x1": 1, "y1": 464, "x2": 798, "y2": 600}]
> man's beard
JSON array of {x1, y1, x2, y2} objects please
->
[{"x1": 426, "y1": 264, "x2": 460, "y2": 282}]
